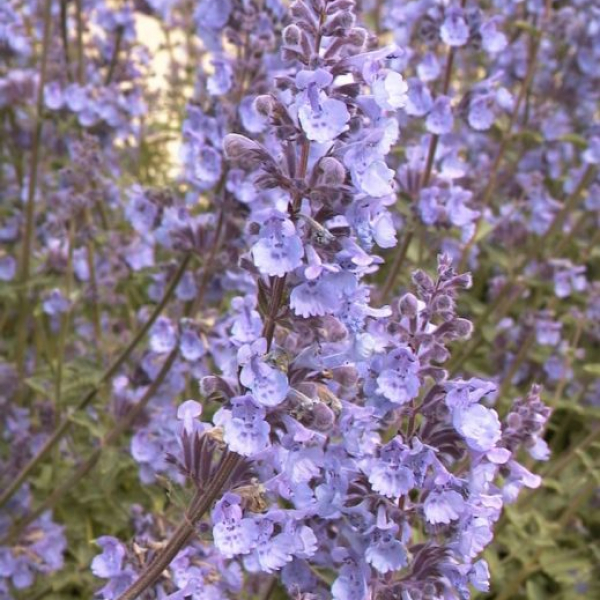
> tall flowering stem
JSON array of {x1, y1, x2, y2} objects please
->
[{"x1": 14, "y1": 0, "x2": 53, "y2": 385}]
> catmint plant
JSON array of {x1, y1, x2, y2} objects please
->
[{"x1": 1, "y1": 0, "x2": 597, "y2": 598}]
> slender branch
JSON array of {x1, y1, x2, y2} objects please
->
[
  {"x1": 380, "y1": 225, "x2": 415, "y2": 301},
  {"x1": 54, "y1": 219, "x2": 76, "y2": 411},
  {"x1": 59, "y1": 0, "x2": 72, "y2": 80},
  {"x1": 14, "y1": 0, "x2": 53, "y2": 386},
  {"x1": 495, "y1": 329, "x2": 535, "y2": 401},
  {"x1": 75, "y1": 0, "x2": 85, "y2": 84},
  {"x1": 262, "y1": 138, "x2": 311, "y2": 350},
  {"x1": 0, "y1": 253, "x2": 192, "y2": 510},
  {"x1": 537, "y1": 165, "x2": 596, "y2": 247},
  {"x1": 116, "y1": 452, "x2": 243, "y2": 600},
  {"x1": 105, "y1": 26, "x2": 124, "y2": 86}
]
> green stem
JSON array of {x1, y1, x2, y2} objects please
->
[
  {"x1": 538, "y1": 165, "x2": 596, "y2": 247},
  {"x1": 84, "y1": 209, "x2": 103, "y2": 350},
  {"x1": 55, "y1": 220, "x2": 76, "y2": 411},
  {"x1": 0, "y1": 253, "x2": 191, "y2": 510},
  {"x1": 14, "y1": 0, "x2": 53, "y2": 387},
  {"x1": 380, "y1": 226, "x2": 415, "y2": 302},
  {"x1": 495, "y1": 329, "x2": 535, "y2": 401}
]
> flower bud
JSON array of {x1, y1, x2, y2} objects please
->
[
  {"x1": 432, "y1": 294, "x2": 453, "y2": 313},
  {"x1": 223, "y1": 134, "x2": 260, "y2": 161},
  {"x1": 200, "y1": 375, "x2": 235, "y2": 401},
  {"x1": 326, "y1": 0, "x2": 354, "y2": 14},
  {"x1": 412, "y1": 269, "x2": 435, "y2": 292},
  {"x1": 453, "y1": 318, "x2": 473, "y2": 339},
  {"x1": 346, "y1": 27, "x2": 368, "y2": 48},
  {"x1": 308, "y1": 402, "x2": 336, "y2": 432},
  {"x1": 282, "y1": 23, "x2": 302, "y2": 47},
  {"x1": 223, "y1": 134, "x2": 273, "y2": 169},
  {"x1": 398, "y1": 292, "x2": 419, "y2": 317},
  {"x1": 317, "y1": 156, "x2": 346, "y2": 186},
  {"x1": 322, "y1": 11, "x2": 356, "y2": 37},
  {"x1": 450, "y1": 272, "x2": 473, "y2": 289},
  {"x1": 254, "y1": 95, "x2": 275, "y2": 117}
]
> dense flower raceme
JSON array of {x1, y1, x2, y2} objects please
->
[{"x1": 84, "y1": 0, "x2": 553, "y2": 598}]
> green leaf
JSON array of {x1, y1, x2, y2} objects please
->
[{"x1": 582, "y1": 364, "x2": 600, "y2": 376}]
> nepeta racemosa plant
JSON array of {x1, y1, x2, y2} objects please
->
[
  {"x1": 83, "y1": 1, "x2": 551, "y2": 599},
  {"x1": 7, "y1": 0, "x2": 599, "y2": 597}
]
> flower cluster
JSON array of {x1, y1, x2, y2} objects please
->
[{"x1": 88, "y1": 0, "x2": 552, "y2": 598}]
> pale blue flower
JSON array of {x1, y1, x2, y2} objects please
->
[
  {"x1": 251, "y1": 216, "x2": 303, "y2": 277},
  {"x1": 452, "y1": 404, "x2": 501, "y2": 452},
  {"x1": 372, "y1": 71, "x2": 408, "y2": 111},
  {"x1": 217, "y1": 394, "x2": 271, "y2": 456},
  {"x1": 440, "y1": 7, "x2": 469, "y2": 47},
  {"x1": 424, "y1": 489, "x2": 466, "y2": 524},
  {"x1": 298, "y1": 97, "x2": 350, "y2": 144},
  {"x1": 426, "y1": 96, "x2": 453, "y2": 135}
]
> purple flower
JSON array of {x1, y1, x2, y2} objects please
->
[
  {"x1": 216, "y1": 394, "x2": 271, "y2": 456},
  {"x1": 249, "y1": 516, "x2": 295, "y2": 572},
  {"x1": 372, "y1": 71, "x2": 408, "y2": 111},
  {"x1": 212, "y1": 494, "x2": 259, "y2": 558},
  {"x1": 239, "y1": 356, "x2": 289, "y2": 407},
  {"x1": 91, "y1": 537, "x2": 126, "y2": 579},
  {"x1": 365, "y1": 518, "x2": 408, "y2": 574},
  {"x1": 298, "y1": 95, "x2": 350, "y2": 144},
  {"x1": 452, "y1": 404, "x2": 502, "y2": 452},
  {"x1": 0, "y1": 255, "x2": 16, "y2": 281},
  {"x1": 470, "y1": 559, "x2": 491, "y2": 592},
  {"x1": 424, "y1": 489, "x2": 466, "y2": 524},
  {"x1": 405, "y1": 79, "x2": 433, "y2": 116},
  {"x1": 125, "y1": 186, "x2": 158, "y2": 234},
  {"x1": 426, "y1": 96, "x2": 453, "y2": 135},
  {"x1": 176, "y1": 400, "x2": 202, "y2": 434},
  {"x1": 440, "y1": 7, "x2": 469, "y2": 47},
  {"x1": 480, "y1": 19, "x2": 507, "y2": 53},
  {"x1": 332, "y1": 555, "x2": 369, "y2": 600},
  {"x1": 251, "y1": 216, "x2": 304, "y2": 277},
  {"x1": 468, "y1": 95, "x2": 495, "y2": 131},
  {"x1": 149, "y1": 317, "x2": 177, "y2": 354},
  {"x1": 365, "y1": 438, "x2": 415, "y2": 499},
  {"x1": 375, "y1": 347, "x2": 421, "y2": 405},
  {"x1": 179, "y1": 319, "x2": 206, "y2": 361},
  {"x1": 290, "y1": 274, "x2": 341, "y2": 318},
  {"x1": 207, "y1": 58, "x2": 233, "y2": 95},
  {"x1": 42, "y1": 289, "x2": 70, "y2": 316}
]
